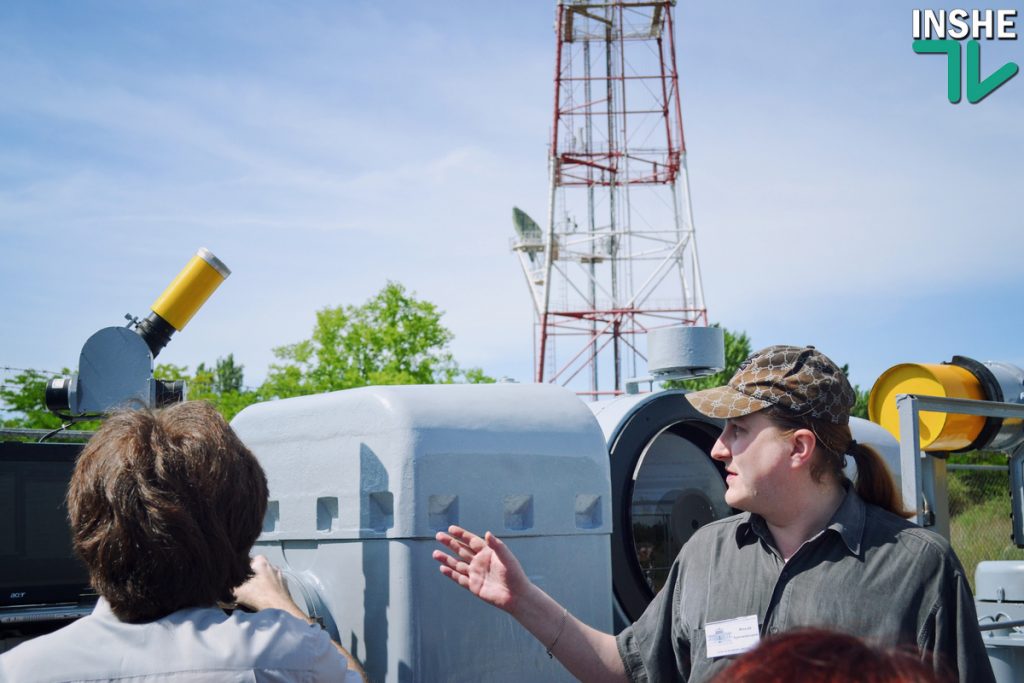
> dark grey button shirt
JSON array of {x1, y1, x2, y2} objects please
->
[{"x1": 616, "y1": 488, "x2": 994, "y2": 683}]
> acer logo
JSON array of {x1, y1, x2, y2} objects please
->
[{"x1": 9, "y1": 592, "x2": 26, "y2": 599}]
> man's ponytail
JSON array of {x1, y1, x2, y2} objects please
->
[
  {"x1": 764, "y1": 405, "x2": 913, "y2": 518},
  {"x1": 848, "y1": 442, "x2": 914, "y2": 518}
]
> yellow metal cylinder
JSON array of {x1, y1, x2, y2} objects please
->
[
  {"x1": 150, "y1": 248, "x2": 230, "y2": 331},
  {"x1": 868, "y1": 363, "x2": 987, "y2": 451}
]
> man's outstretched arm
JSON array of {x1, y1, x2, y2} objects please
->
[{"x1": 434, "y1": 525, "x2": 629, "y2": 683}]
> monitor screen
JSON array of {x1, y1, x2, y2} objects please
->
[{"x1": 0, "y1": 441, "x2": 94, "y2": 608}]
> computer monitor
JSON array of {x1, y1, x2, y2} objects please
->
[{"x1": 0, "y1": 441, "x2": 94, "y2": 610}]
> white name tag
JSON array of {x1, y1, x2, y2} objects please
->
[{"x1": 704, "y1": 614, "x2": 760, "y2": 658}]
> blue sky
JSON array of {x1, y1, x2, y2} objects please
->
[{"x1": 2, "y1": 1, "x2": 1023, "y2": 396}]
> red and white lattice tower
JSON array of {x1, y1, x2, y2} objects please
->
[{"x1": 512, "y1": 0, "x2": 708, "y2": 398}]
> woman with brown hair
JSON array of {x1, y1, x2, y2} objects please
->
[
  {"x1": 0, "y1": 401, "x2": 365, "y2": 682},
  {"x1": 434, "y1": 345, "x2": 993, "y2": 683}
]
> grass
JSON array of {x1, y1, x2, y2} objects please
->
[{"x1": 948, "y1": 468, "x2": 1024, "y2": 591}]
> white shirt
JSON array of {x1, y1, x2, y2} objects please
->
[{"x1": 0, "y1": 598, "x2": 359, "y2": 682}]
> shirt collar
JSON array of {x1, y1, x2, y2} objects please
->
[
  {"x1": 735, "y1": 511, "x2": 759, "y2": 546},
  {"x1": 734, "y1": 485, "x2": 866, "y2": 556},
  {"x1": 825, "y1": 484, "x2": 865, "y2": 556},
  {"x1": 91, "y1": 596, "x2": 115, "y2": 620},
  {"x1": 90, "y1": 596, "x2": 221, "y2": 624}
]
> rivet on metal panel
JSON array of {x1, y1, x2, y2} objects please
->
[
  {"x1": 316, "y1": 497, "x2": 339, "y2": 532},
  {"x1": 575, "y1": 494, "x2": 602, "y2": 529},
  {"x1": 429, "y1": 495, "x2": 459, "y2": 531},
  {"x1": 367, "y1": 492, "x2": 394, "y2": 532},
  {"x1": 504, "y1": 494, "x2": 534, "y2": 530}
]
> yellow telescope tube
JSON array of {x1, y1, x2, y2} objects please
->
[
  {"x1": 868, "y1": 363, "x2": 987, "y2": 451},
  {"x1": 151, "y1": 247, "x2": 231, "y2": 331}
]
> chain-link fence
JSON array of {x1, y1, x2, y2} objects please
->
[{"x1": 948, "y1": 452, "x2": 1024, "y2": 591}]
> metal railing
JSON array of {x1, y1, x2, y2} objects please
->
[{"x1": 896, "y1": 393, "x2": 1024, "y2": 542}]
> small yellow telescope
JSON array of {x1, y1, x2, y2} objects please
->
[
  {"x1": 135, "y1": 247, "x2": 231, "y2": 356},
  {"x1": 45, "y1": 247, "x2": 231, "y2": 417}
]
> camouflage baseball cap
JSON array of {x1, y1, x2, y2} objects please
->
[{"x1": 684, "y1": 345, "x2": 856, "y2": 425}]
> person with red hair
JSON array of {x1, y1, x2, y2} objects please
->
[{"x1": 711, "y1": 628, "x2": 952, "y2": 683}]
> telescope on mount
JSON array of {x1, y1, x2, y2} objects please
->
[{"x1": 44, "y1": 248, "x2": 230, "y2": 419}]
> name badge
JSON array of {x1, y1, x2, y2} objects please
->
[{"x1": 704, "y1": 614, "x2": 760, "y2": 658}]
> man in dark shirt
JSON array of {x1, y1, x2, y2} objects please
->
[
  {"x1": 434, "y1": 345, "x2": 994, "y2": 683},
  {"x1": 617, "y1": 478, "x2": 982, "y2": 681}
]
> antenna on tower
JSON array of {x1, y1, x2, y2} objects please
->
[{"x1": 512, "y1": 0, "x2": 708, "y2": 398}]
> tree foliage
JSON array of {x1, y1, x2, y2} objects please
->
[
  {"x1": 191, "y1": 355, "x2": 260, "y2": 420},
  {"x1": 2, "y1": 283, "x2": 491, "y2": 427},
  {"x1": 0, "y1": 368, "x2": 100, "y2": 431},
  {"x1": 0, "y1": 357, "x2": 259, "y2": 430},
  {"x1": 839, "y1": 363, "x2": 870, "y2": 420},
  {"x1": 1, "y1": 369, "x2": 66, "y2": 430},
  {"x1": 205, "y1": 355, "x2": 245, "y2": 395},
  {"x1": 155, "y1": 354, "x2": 259, "y2": 421},
  {"x1": 261, "y1": 281, "x2": 492, "y2": 398}
]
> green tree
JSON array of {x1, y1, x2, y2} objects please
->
[
  {"x1": 0, "y1": 368, "x2": 100, "y2": 431},
  {"x1": 2, "y1": 285, "x2": 491, "y2": 427},
  {"x1": 0, "y1": 358, "x2": 259, "y2": 429},
  {"x1": 851, "y1": 387, "x2": 870, "y2": 420},
  {"x1": 838, "y1": 364, "x2": 870, "y2": 420},
  {"x1": 154, "y1": 363, "x2": 190, "y2": 381},
  {"x1": 156, "y1": 356, "x2": 259, "y2": 421},
  {"x1": 1, "y1": 369, "x2": 65, "y2": 430},
  {"x1": 209, "y1": 355, "x2": 245, "y2": 395},
  {"x1": 191, "y1": 354, "x2": 261, "y2": 421},
  {"x1": 661, "y1": 325, "x2": 752, "y2": 392},
  {"x1": 262, "y1": 281, "x2": 492, "y2": 398},
  {"x1": 0, "y1": 362, "x2": 251, "y2": 429}
]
